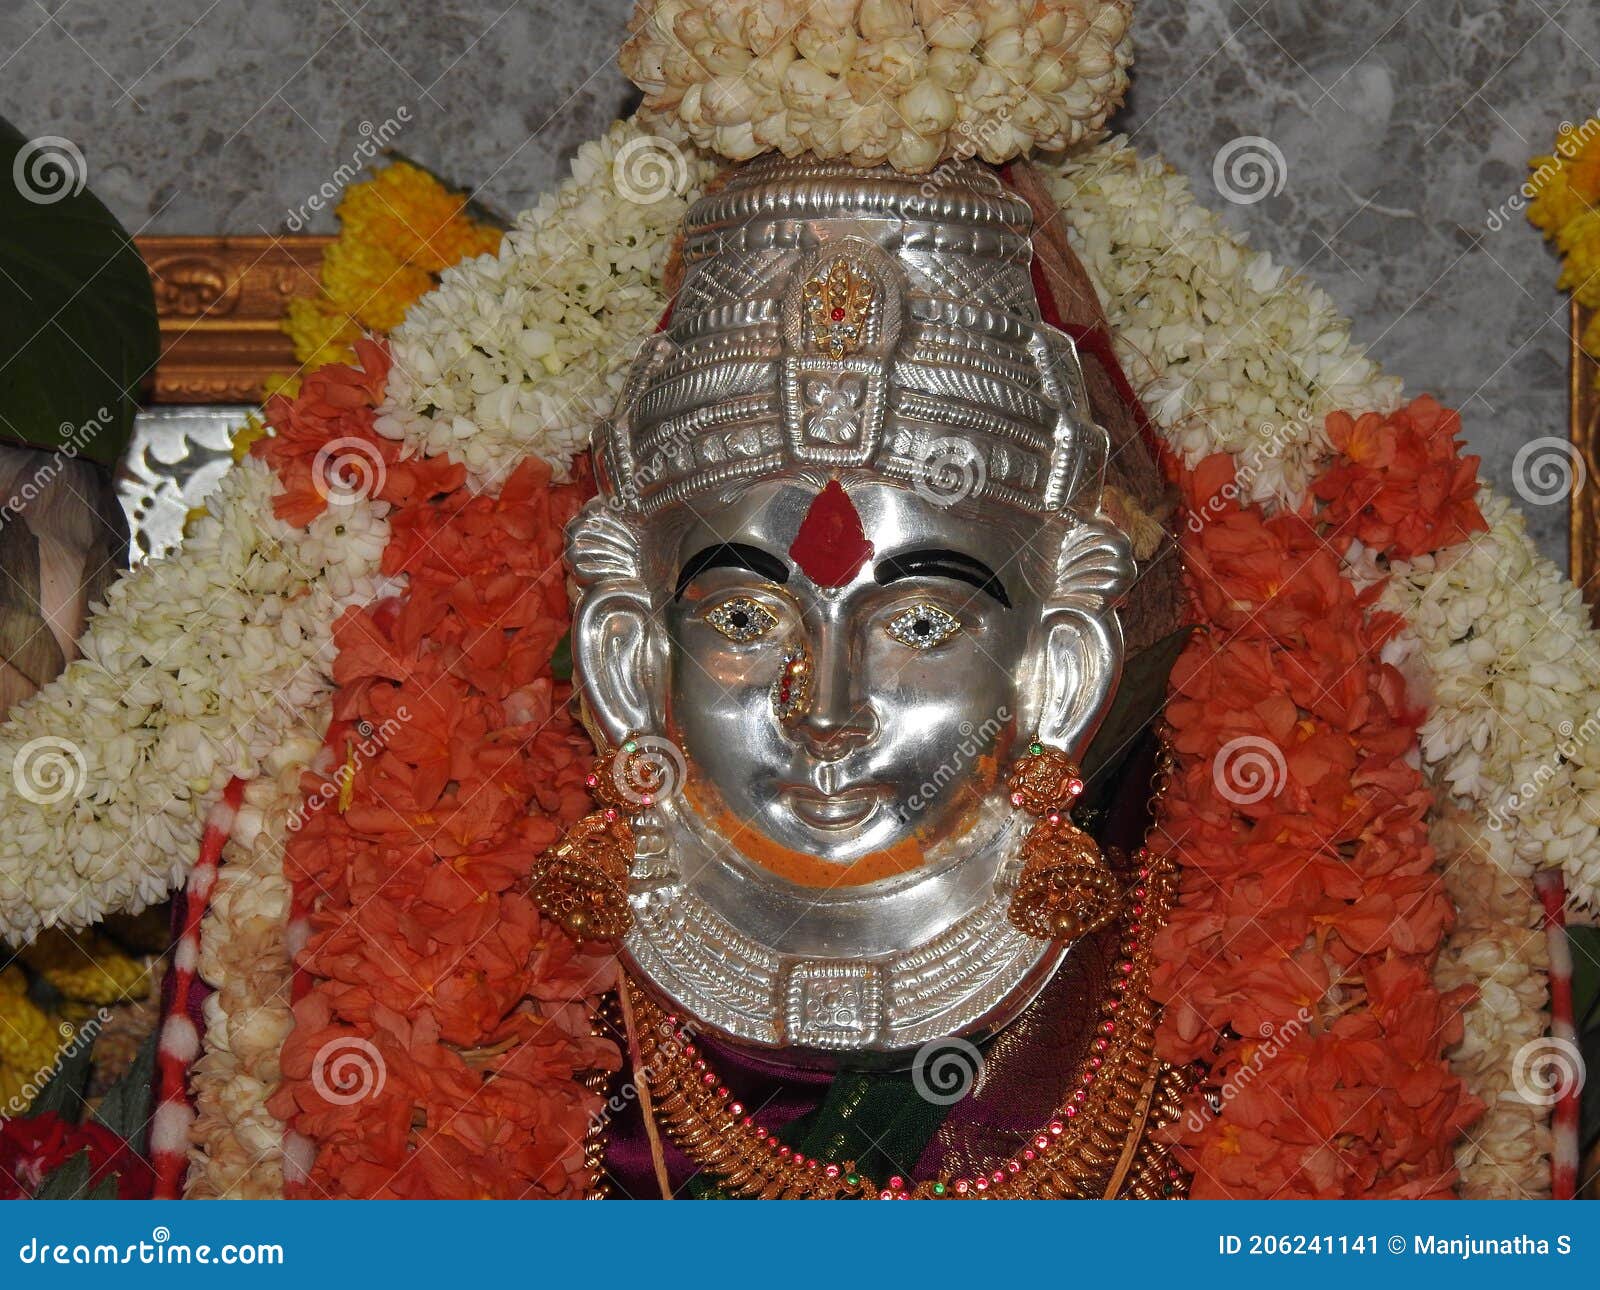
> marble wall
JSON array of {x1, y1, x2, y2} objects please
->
[{"x1": 2, "y1": 0, "x2": 1593, "y2": 566}]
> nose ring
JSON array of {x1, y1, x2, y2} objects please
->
[{"x1": 771, "y1": 645, "x2": 812, "y2": 725}]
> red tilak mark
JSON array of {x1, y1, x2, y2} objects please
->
[{"x1": 789, "y1": 480, "x2": 874, "y2": 588}]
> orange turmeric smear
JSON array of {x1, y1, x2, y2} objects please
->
[{"x1": 685, "y1": 781, "x2": 925, "y2": 888}]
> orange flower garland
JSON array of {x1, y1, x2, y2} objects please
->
[
  {"x1": 1149, "y1": 397, "x2": 1488, "y2": 1198},
  {"x1": 255, "y1": 343, "x2": 618, "y2": 1198}
]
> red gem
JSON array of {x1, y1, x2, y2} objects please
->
[
  {"x1": 954, "y1": 1179, "x2": 970, "y2": 1195},
  {"x1": 888, "y1": 1176, "x2": 904, "y2": 1189},
  {"x1": 831, "y1": 306, "x2": 846, "y2": 321},
  {"x1": 825, "y1": 1164, "x2": 841, "y2": 1179},
  {"x1": 974, "y1": 1178, "x2": 988, "y2": 1192},
  {"x1": 788, "y1": 479, "x2": 875, "y2": 588}
]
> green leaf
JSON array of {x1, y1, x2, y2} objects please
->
[
  {"x1": 0, "y1": 116, "x2": 158, "y2": 464},
  {"x1": 1078, "y1": 626, "x2": 1191, "y2": 807},
  {"x1": 550, "y1": 630, "x2": 572, "y2": 681},
  {"x1": 32, "y1": 1149, "x2": 91, "y2": 1199},
  {"x1": 24, "y1": 1020, "x2": 97, "y2": 1123},
  {"x1": 92, "y1": 1027, "x2": 157, "y2": 1155}
]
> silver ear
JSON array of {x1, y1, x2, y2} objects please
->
[
  {"x1": 566, "y1": 500, "x2": 663, "y2": 742},
  {"x1": 1034, "y1": 517, "x2": 1134, "y2": 754}
]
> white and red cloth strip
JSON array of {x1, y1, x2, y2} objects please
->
[
  {"x1": 150, "y1": 776, "x2": 246, "y2": 1199},
  {"x1": 1535, "y1": 870, "x2": 1579, "y2": 1199}
]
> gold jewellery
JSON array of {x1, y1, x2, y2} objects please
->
[
  {"x1": 529, "y1": 737, "x2": 672, "y2": 943},
  {"x1": 1005, "y1": 741, "x2": 1122, "y2": 942},
  {"x1": 617, "y1": 836, "x2": 1188, "y2": 1198}
]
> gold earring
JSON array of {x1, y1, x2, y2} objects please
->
[
  {"x1": 1005, "y1": 740, "x2": 1121, "y2": 942},
  {"x1": 530, "y1": 735, "x2": 673, "y2": 943}
]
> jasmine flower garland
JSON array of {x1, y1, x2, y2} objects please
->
[
  {"x1": 186, "y1": 724, "x2": 327, "y2": 1199},
  {"x1": 377, "y1": 118, "x2": 719, "y2": 489},
  {"x1": 1041, "y1": 139, "x2": 1402, "y2": 509},
  {"x1": 621, "y1": 0, "x2": 1133, "y2": 173},
  {"x1": 0, "y1": 457, "x2": 388, "y2": 947}
]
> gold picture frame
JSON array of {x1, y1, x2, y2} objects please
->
[{"x1": 135, "y1": 235, "x2": 331, "y2": 403}]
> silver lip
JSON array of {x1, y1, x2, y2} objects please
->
[{"x1": 781, "y1": 784, "x2": 885, "y2": 830}]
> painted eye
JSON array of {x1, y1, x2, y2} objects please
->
[
  {"x1": 704, "y1": 596, "x2": 778, "y2": 642},
  {"x1": 886, "y1": 603, "x2": 960, "y2": 650}
]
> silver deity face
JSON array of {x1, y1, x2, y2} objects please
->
[
  {"x1": 666, "y1": 477, "x2": 1049, "y2": 883},
  {"x1": 567, "y1": 153, "x2": 1136, "y2": 1057}
]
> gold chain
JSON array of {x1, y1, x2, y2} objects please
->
[{"x1": 620, "y1": 840, "x2": 1189, "y2": 1199}]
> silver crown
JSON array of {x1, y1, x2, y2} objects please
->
[{"x1": 596, "y1": 154, "x2": 1108, "y2": 517}]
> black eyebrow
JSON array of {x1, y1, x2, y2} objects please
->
[
  {"x1": 675, "y1": 543, "x2": 790, "y2": 601},
  {"x1": 873, "y1": 548, "x2": 1011, "y2": 608}
]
